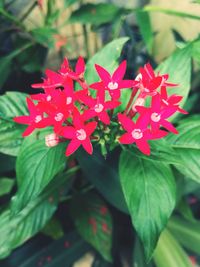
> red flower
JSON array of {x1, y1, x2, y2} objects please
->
[
  {"x1": 136, "y1": 93, "x2": 178, "y2": 134},
  {"x1": 60, "y1": 109, "x2": 97, "y2": 156},
  {"x1": 59, "y1": 56, "x2": 85, "y2": 80},
  {"x1": 80, "y1": 90, "x2": 120, "y2": 124},
  {"x1": 135, "y1": 63, "x2": 177, "y2": 96},
  {"x1": 13, "y1": 98, "x2": 50, "y2": 136},
  {"x1": 161, "y1": 87, "x2": 188, "y2": 114},
  {"x1": 32, "y1": 69, "x2": 63, "y2": 89},
  {"x1": 90, "y1": 61, "x2": 133, "y2": 99},
  {"x1": 118, "y1": 113, "x2": 168, "y2": 155}
]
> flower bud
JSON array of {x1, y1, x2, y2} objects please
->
[
  {"x1": 45, "y1": 133, "x2": 59, "y2": 147},
  {"x1": 132, "y1": 97, "x2": 145, "y2": 112}
]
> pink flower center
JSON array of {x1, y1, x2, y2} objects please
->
[
  {"x1": 108, "y1": 82, "x2": 118, "y2": 90},
  {"x1": 94, "y1": 103, "x2": 104, "y2": 113},
  {"x1": 76, "y1": 129, "x2": 87, "y2": 141},
  {"x1": 66, "y1": 97, "x2": 72, "y2": 105},
  {"x1": 54, "y1": 112, "x2": 64, "y2": 121},
  {"x1": 131, "y1": 129, "x2": 143, "y2": 140},
  {"x1": 151, "y1": 112, "x2": 161, "y2": 122},
  {"x1": 144, "y1": 88, "x2": 150, "y2": 93},
  {"x1": 46, "y1": 95, "x2": 52, "y2": 101},
  {"x1": 34, "y1": 115, "x2": 42, "y2": 123}
]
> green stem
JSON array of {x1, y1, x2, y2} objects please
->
[{"x1": 19, "y1": 1, "x2": 37, "y2": 22}]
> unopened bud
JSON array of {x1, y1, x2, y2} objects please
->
[{"x1": 45, "y1": 133, "x2": 59, "y2": 147}]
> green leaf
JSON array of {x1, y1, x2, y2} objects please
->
[
  {"x1": 76, "y1": 148, "x2": 128, "y2": 213},
  {"x1": 153, "y1": 229, "x2": 193, "y2": 267},
  {"x1": 135, "y1": 11, "x2": 153, "y2": 54},
  {"x1": 119, "y1": 150, "x2": 176, "y2": 261},
  {"x1": 168, "y1": 216, "x2": 200, "y2": 256},
  {"x1": 133, "y1": 237, "x2": 154, "y2": 267},
  {"x1": 0, "y1": 153, "x2": 16, "y2": 174},
  {"x1": 14, "y1": 130, "x2": 67, "y2": 212},
  {"x1": 156, "y1": 45, "x2": 192, "y2": 120},
  {"x1": 0, "y1": 178, "x2": 14, "y2": 197},
  {"x1": 0, "y1": 120, "x2": 25, "y2": 156},
  {"x1": 64, "y1": 0, "x2": 79, "y2": 8},
  {"x1": 42, "y1": 217, "x2": 64, "y2": 240},
  {"x1": 70, "y1": 192, "x2": 113, "y2": 262},
  {"x1": 31, "y1": 27, "x2": 57, "y2": 48},
  {"x1": 0, "y1": 168, "x2": 74, "y2": 259},
  {"x1": 167, "y1": 116, "x2": 200, "y2": 183},
  {"x1": 85, "y1": 37, "x2": 129, "y2": 85},
  {"x1": 0, "y1": 91, "x2": 28, "y2": 118},
  {"x1": 68, "y1": 3, "x2": 127, "y2": 26}
]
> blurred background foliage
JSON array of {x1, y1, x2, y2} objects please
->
[{"x1": 1, "y1": 0, "x2": 200, "y2": 267}]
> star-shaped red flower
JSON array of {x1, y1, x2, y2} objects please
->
[{"x1": 118, "y1": 113, "x2": 168, "y2": 155}]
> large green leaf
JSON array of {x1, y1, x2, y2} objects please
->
[
  {"x1": 0, "y1": 91, "x2": 28, "y2": 118},
  {"x1": 42, "y1": 216, "x2": 64, "y2": 240},
  {"x1": 0, "y1": 168, "x2": 74, "y2": 259},
  {"x1": 14, "y1": 130, "x2": 67, "y2": 212},
  {"x1": 156, "y1": 45, "x2": 192, "y2": 119},
  {"x1": 153, "y1": 229, "x2": 193, "y2": 267},
  {"x1": 0, "y1": 120, "x2": 25, "y2": 156},
  {"x1": 68, "y1": 3, "x2": 128, "y2": 26},
  {"x1": 168, "y1": 216, "x2": 200, "y2": 255},
  {"x1": 119, "y1": 150, "x2": 176, "y2": 261},
  {"x1": 167, "y1": 116, "x2": 200, "y2": 183},
  {"x1": 76, "y1": 148, "x2": 128, "y2": 213},
  {"x1": 70, "y1": 192, "x2": 113, "y2": 262}
]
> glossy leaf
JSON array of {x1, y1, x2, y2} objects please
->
[
  {"x1": 42, "y1": 217, "x2": 64, "y2": 240},
  {"x1": 153, "y1": 229, "x2": 193, "y2": 267},
  {"x1": 0, "y1": 178, "x2": 14, "y2": 197},
  {"x1": 168, "y1": 216, "x2": 200, "y2": 255},
  {"x1": 68, "y1": 3, "x2": 127, "y2": 26},
  {"x1": 167, "y1": 116, "x2": 200, "y2": 183},
  {"x1": 119, "y1": 150, "x2": 176, "y2": 261},
  {"x1": 0, "y1": 168, "x2": 74, "y2": 259},
  {"x1": 0, "y1": 120, "x2": 25, "y2": 156},
  {"x1": 14, "y1": 130, "x2": 67, "y2": 212},
  {"x1": 70, "y1": 192, "x2": 113, "y2": 262},
  {"x1": 156, "y1": 44, "x2": 192, "y2": 119},
  {"x1": 76, "y1": 148, "x2": 128, "y2": 213}
]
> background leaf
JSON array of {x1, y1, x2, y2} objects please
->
[
  {"x1": 0, "y1": 178, "x2": 15, "y2": 197},
  {"x1": 119, "y1": 150, "x2": 176, "y2": 261},
  {"x1": 70, "y1": 192, "x2": 113, "y2": 262}
]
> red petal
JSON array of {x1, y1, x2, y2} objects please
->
[
  {"x1": 145, "y1": 63, "x2": 155, "y2": 79},
  {"x1": 119, "y1": 133, "x2": 133, "y2": 144},
  {"x1": 66, "y1": 139, "x2": 81, "y2": 156},
  {"x1": 118, "y1": 113, "x2": 134, "y2": 132},
  {"x1": 26, "y1": 98, "x2": 37, "y2": 114},
  {"x1": 104, "y1": 100, "x2": 121, "y2": 110},
  {"x1": 109, "y1": 89, "x2": 120, "y2": 99},
  {"x1": 61, "y1": 126, "x2": 76, "y2": 139},
  {"x1": 118, "y1": 80, "x2": 133, "y2": 89},
  {"x1": 112, "y1": 60, "x2": 126, "y2": 81},
  {"x1": 75, "y1": 56, "x2": 85, "y2": 74},
  {"x1": 14, "y1": 115, "x2": 30, "y2": 124},
  {"x1": 168, "y1": 95, "x2": 183, "y2": 104},
  {"x1": 149, "y1": 77, "x2": 162, "y2": 91},
  {"x1": 22, "y1": 125, "x2": 35, "y2": 137},
  {"x1": 95, "y1": 64, "x2": 111, "y2": 83},
  {"x1": 99, "y1": 112, "x2": 110, "y2": 125},
  {"x1": 82, "y1": 138, "x2": 93, "y2": 154},
  {"x1": 136, "y1": 139, "x2": 151, "y2": 155},
  {"x1": 85, "y1": 121, "x2": 97, "y2": 135},
  {"x1": 161, "y1": 120, "x2": 179, "y2": 134},
  {"x1": 90, "y1": 81, "x2": 105, "y2": 91}
]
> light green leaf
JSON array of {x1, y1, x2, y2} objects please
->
[
  {"x1": 70, "y1": 192, "x2": 113, "y2": 262},
  {"x1": 14, "y1": 130, "x2": 67, "y2": 212},
  {"x1": 0, "y1": 178, "x2": 14, "y2": 197},
  {"x1": 68, "y1": 3, "x2": 127, "y2": 26},
  {"x1": 0, "y1": 168, "x2": 74, "y2": 259},
  {"x1": 135, "y1": 11, "x2": 153, "y2": 54},
  {"x1": 156, "y1": 45, "x2": 192, "y2": 120},
  {"x1": 119, "y1": 150, "x2": 176, "y2": 261},
  {"x1": 153, "y1": 229, "x2": 193, "y2": 267},
  {"x1": 167, "y1": 116, "x2": 200, "y2": 183},
  {"x1": 168, "y1": 216, "x2": 200, "y2": 256},
  {"x1": 0, "y1": 91, "x2": 28, "y2": 118}
]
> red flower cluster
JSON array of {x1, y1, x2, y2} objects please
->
[{"x1": 14, "y1": 58, "x2": 187, "y2": 156}]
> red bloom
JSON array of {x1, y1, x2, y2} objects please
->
[
  {"x1": 135, "y1": 63, "x2": 177, "y2": 96},
  {"x1": 161, "y1": 87, "x2": 188, "y2": 114},
  {"x1": 136, "y1": 93, "x2": 178, "y2": 134},
  {"x1": 13, "y1": 98, "x2": 50, "y2": 136},
  {"x1": 60, "y1": 109, "x2": 97, "y2": 156},
  {"x1": 32, "y1": 69, "x2": 63, "y2": 89},
  {"x1": 80, "y1": 90, "x2": 120, "y2": 124},
  {"x1": 90, "y1": 61, "x2": 133, "y2": 99},
  {"x1": 118, "y1": 113, "x2": 168, "y2": 155},
  {"x1": 59, "y1": 56, "x2": 85, "y2": 80}
]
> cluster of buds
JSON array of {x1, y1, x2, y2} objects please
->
[{"x1": 14, "y1": 57, "x2": 187, "y2": 156}]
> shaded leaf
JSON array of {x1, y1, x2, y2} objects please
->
[
  {"x1": 0, "y1": 178, "x2": 15, "y2": 197},
  {"x1": 42, "y1": 217, "x2": 64, "y2": 240}
]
